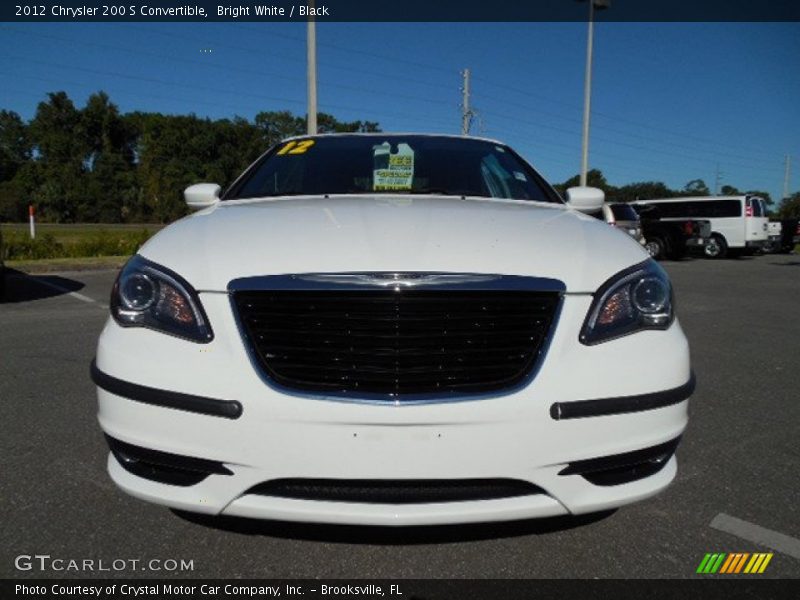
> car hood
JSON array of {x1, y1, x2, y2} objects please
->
[{"x1": 139, "y1": 195, "x2": 649, "y2": 293}]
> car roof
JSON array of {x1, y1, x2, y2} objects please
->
[
  {"x1": 281, "y1": 132, "x2": 507, "y2": 146},
  {"x1": 635, "y1": 196, "x2": 748, "y2": 203}
]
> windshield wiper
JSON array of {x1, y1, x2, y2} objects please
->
[{"x1": 406, "y1": 188, "x2": 471, "y2": 196}]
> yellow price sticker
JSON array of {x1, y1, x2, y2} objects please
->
[{"x1": 276, "y1": 140, "x2": 316, "y2": 155}]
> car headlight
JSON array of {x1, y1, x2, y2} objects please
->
[
  {"x1": 580, "y1": 259, "x2": 673, "y2": 345},
  {"x1": 111, "y1": 255, "x2": 213, "y2": 343}
]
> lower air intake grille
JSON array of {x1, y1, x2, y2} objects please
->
[
  {"x1": 248, "y1": 478, "x2": 544, "y2": 504},
  {"x1": 233, "y1": 288, "x2": 560, "y2": 398}
]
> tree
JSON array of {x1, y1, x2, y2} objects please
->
[
  {"x1": 778, "y1": 191, "x2": 800, "y2": 219},
  {"x1": 254, "y1": 111, "x2": 305, "y2": 147},
  {"x1": 0, "y1": 92, "x2": 393, "y2": 223},
  {"x1": 0, "y1": 168, "x2": 38, "y2": 221},
  {"x1": 0, "y1": 110, "x2": 31, "y2": 183},
  {"x1": 554, "y1": 169, "x2": 616, "y2": 197},
  {"x1": 0, "y1": 110, "x2": 35, "y2": 220},
  {"x1": 135, "y1": 113, "x2": 216, "y2": 223},
  {"x1": 80, "y1": 92, "x2": 138, "y2": 222},
  {"x1": 28, "y1": 92, "x2": 88, "y2": 222},
  {"x1": 682, "y1": 179, "x2": 710, "y2": 196},
  {"x1": 317, "y1": 112, "x2": 380, "y2": 134},
  {"x1": 614, "y1": 181, "x2": 676, "y2": 202},
  {"x1": 720, "y1": 184, "x2": 740, "y2": 195},
  {"x1": 745, "y1": 189, "x2": 773, "y2": 206}
]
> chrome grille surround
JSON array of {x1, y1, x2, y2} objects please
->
[{"x1": 229, "y1": 273, "x2": 564, "y2": 405}]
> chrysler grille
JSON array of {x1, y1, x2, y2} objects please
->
[{"x1": 233, "y1": 287, "x2": 560, "y2": 399}]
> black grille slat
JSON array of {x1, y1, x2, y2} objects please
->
[
  {"x1": 260, "y1": 343, "x2": 537, "y2": 357},
  {"x1": 234, "y1": 288, "x2": 559, "y2": 398},
  {"x1": 248, "y1": 478, "x2": 544, "y2": 504},
  {"x1": 268, "y1": 362, "x2": 531, "y2": 375},
  {"x1": 247, "y1": 324, "x2": 547, "y2": 338},
  {"x1": 248, "y1": 307, "x2": 546, "y2": 323}
]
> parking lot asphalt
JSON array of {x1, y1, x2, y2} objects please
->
[{"x1": 1, "y1": 255, "x2": 798, "y2": 579}]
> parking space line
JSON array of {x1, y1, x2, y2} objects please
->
[
  {"x1": 31, "y1": 276, "x2": 107, "y2": 309},
  {"x1": 711, "y1": 513, "x2": 800, "y2": 560}
]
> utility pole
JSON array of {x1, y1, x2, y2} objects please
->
[
  {"x1": 714, "y1": 163, "x2": 723, "y2": 195},
  {"x1": 461, "y1": 68, "x2": 473, "y2": 136},
  {"x1": 579, "y1": 0, "x2": 609, "y2": 187},
  {"x1": 579, "y1": 2, "x2": 595, "y2": 186},
  {"x1": 783, "y1": 154, "x2": 791, "y2": 200},
  {"x1": 306, "y1": 0, "x2": 317, "y2": 135}
]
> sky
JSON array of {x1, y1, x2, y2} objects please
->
[{"x1": 0, "y1": 21, "x2": 798, "y2": 204}]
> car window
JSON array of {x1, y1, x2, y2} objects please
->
[
  {"x1": 637, "y1": 200, "x2": 741, "y2": 219},
  {"x1": 227, "y1": 135, "x2": 562, "y2": 203},
  {"x1": 749, "y1": 198, "x2": 764, "y2": 217},
  {"x1": 610, "y1": 204, "x2": 638, "y2": 221}
]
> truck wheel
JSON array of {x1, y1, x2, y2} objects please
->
[
  {"x1": 704, "y1": 235, "x2": 728, "y2": 259},
  {"x1": 644, "y1": 237, "x2": 666, "y2": 260}
]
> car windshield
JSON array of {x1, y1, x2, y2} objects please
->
[
  {"x1": 610, "y1": 204, "x2": 639, "y2": 221},
  {"x1": 226, "y1": 135, "x2": 562, "y2": 203}
]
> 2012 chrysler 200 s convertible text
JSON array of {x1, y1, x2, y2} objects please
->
[{"x1": 92, "y1": 134, "x2": 694, "y2": 526}]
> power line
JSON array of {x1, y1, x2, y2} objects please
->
[
  {"x1": 470, "y1": 91, "x2": 782, "y2": 169},
  {"x1": 9, "y1": 22, "x2": 778, "y2": 171},
  {"x1": 0, "y1": 70, "x2": 456, "y2": 132},
  {"x1": 0, "y1": 82, "x2": 769, "y2": 192},
  {"x1": 119, "y1": 23, "x2": 457, "y2": 92},
  {"x1": 0, "y1": 26, "x2": 457, "y2": 110},
  {"x1": 122, "y1": 22, "x2": 788, "y2": 166},
  {"x1": 477, "y1": 105, "x2": 782, "y2": 175},
  {"x1": 1, "y1": 24, "x2": 790, "y2": 193},
  {"x1": 470, "y1": 75, "x2": 784, "y2": 164},
  {"x1": 482, "y1": 117, "x2": 773, "y2": 188},
  {"x1": 234, "y1": 22, "x2": 455, "y2": 75}
]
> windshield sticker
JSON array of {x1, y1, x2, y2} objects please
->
[
  {"x1": 276, "y1": 139, "x2": 315, "y2": 155},
  {"x1": 373, "y1": 143, "x2": 415, "y2": 191},
  {"x1": 513, "y1": 171, "x2": 527, "y2": 182}
]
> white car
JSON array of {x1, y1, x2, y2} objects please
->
[{"x1": 93, "y1": 134, "x2": 693, "y2": 526}]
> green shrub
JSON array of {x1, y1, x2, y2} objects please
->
[
  {"x1": 2, "y1": 232, "x2": 65, "y2": 260},
  {"x1": 70, "y1": 229, "x2": 152, "y2": 257},
  {"x1": 1, "y1": 228, "x2": 154, "y2": 260}
]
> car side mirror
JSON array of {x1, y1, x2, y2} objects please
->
[
  {"x1": 565, "y1": 186, "x2": 605, "y2": 213},
  {"x1": 184, "y1": 183, "x2": 221, "y2": 210}
]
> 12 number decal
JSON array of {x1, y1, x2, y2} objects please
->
[{"x1": 277, "y1": 140, "x2": 316, "y2": 155}]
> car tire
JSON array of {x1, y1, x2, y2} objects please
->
[
  {"x1": 704, "y1": 234, "x2": 728, "y2": 259},
  {"x1": 644, "y1": 237, "x2": 667, "y2": 260}
]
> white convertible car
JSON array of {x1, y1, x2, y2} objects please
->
[{"x1": 93, "y1": 134, "x2": 693, "y2": 525}]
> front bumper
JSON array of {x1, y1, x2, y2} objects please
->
[{"x1": 95, "y1": 292, "x2": 692, "y2": 525}]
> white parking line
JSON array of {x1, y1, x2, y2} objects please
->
[
  {"x1": 31, "y1": 276, "x2": 107, "y2": 309},
  {"x1": 711, "y1": 513, "x2": 800, "y2": 560}
]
